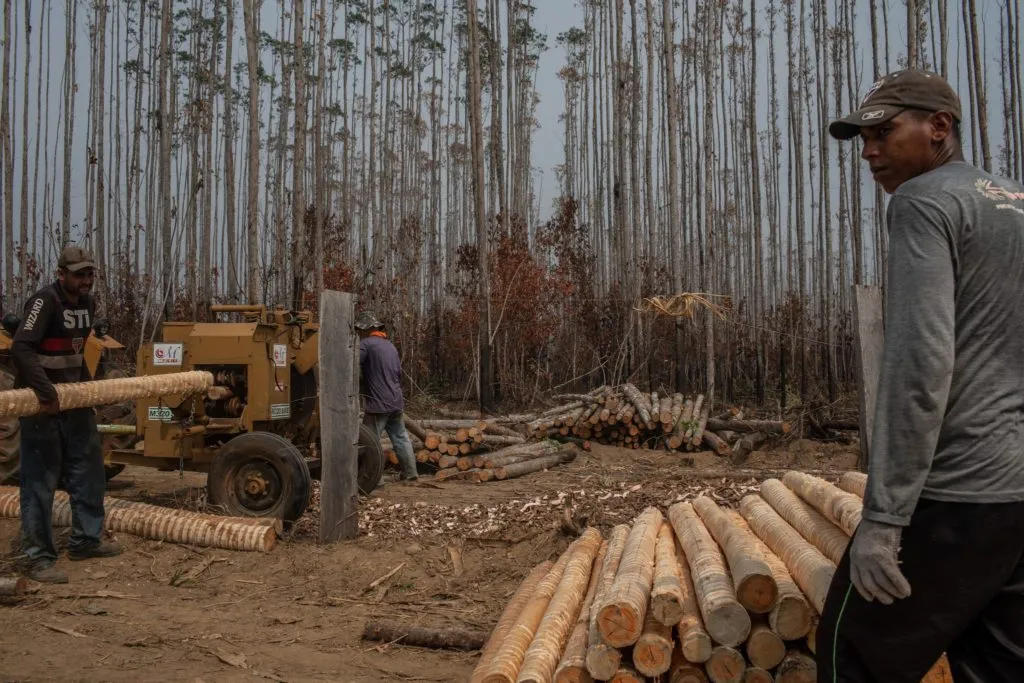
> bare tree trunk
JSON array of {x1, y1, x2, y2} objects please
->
[
  {"x1": 907, "y1": 0, "x2": 919, "y2": 67},
  {"x1": 223, "y1": 0, "x2": 238, "y2": 300},
  {"x1": 965, "y1": 0, "x2": 991, "y2": 172},
  {"x1": 292, "y1": 0, "x2": 306, "y2": 309},
  {"x1": 0, "y1": 0, "x2": 11, "y2": 308},
  {"x1": 243, "y1": 0, "x2": 260, "y2": 302},
  {"x1": 158, "y1": 0, "x2": 174, "y2": 319},
  {"x1": 60, "y1": 0, "x2": 77, "y2": 247},
  {"x1": 94, "y1": 1, "x2": 108, "y2": 285},
  {"x1": 465, "y1": 0, "x2": 493, "y2": 410}
]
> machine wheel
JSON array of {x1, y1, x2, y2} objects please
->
[
  {"x1": 357, "y1": 422, "x2": 385, "y2": 495},
  {"x1": 207, "y1": 432, "x2": 312, "y2": 523}
]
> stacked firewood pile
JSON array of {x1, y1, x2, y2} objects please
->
[
  {"x1": 470, "y1": 470, "x2": 952, "y2": 683},
  {"x1": 523, "y1": 384, "x2": 790, "y2": 458}
]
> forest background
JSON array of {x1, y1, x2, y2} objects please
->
[{"x1": 0, "y1": 0, "x2": 1021, "y2": 412}]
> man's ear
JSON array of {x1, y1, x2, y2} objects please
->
[{"x1": 930, "y1": 111, "x2": 955, "y2": 143}]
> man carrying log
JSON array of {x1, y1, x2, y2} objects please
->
[
  {"x1": 820, "y1": 69, "x2": 1024, "y2": 681},
  {"x1": 10, "y1": 246, "x2": 121, "y2": 584},
  {"x1": 355, "y1": 310, "x2": 418, "y2": 482}
]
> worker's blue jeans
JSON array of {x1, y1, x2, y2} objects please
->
[
  {"x1": 18, "y1": 407, "x2": 106, "y2": 567},
  {"x1": 365, "y1": 411, "x2": 418, "y2": 480}
]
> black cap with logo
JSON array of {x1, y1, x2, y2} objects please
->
[{"x1": 829, "y1": 68, "x2": 963, "y2": 140}]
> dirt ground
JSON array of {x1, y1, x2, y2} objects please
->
[{"x1": 0, "y1": 439, "x2": 858, "y2": 683}]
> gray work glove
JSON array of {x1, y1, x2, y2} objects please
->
[{"x1": 848, "y1": 519, "x2": 912, "y2": 605}]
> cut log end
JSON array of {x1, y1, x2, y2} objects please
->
[
  {"x1": 741, "y1": 667, "x2": 774, "y2": 683},
  {"x1": 770, "y1": 593, "x2": 814, "y2": 642},
  {"x1": 705, "y1": 600, "x2": 752, "y2": 650},
  {"x1": 775, "y1": 652, "x2": 817, "y2": 683},
  {"x1": 706, "y1": 646, "x2": 746, "y2": 683},
  {"x1": 595, "y1": 603, "x2": 643, "y2": 649},
  {"x1": 735, "y1": 573, "x2": 778, "y2": 615},
  {"x1": 746, "y1": 622, "x2": 786, "y2": 670},
  {"x1": 585, "y1": 643, "x2": 622, "y2": 681}
]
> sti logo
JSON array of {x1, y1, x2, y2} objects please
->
[{"x1": 153, "y1": 342, "x2": 183, "y2": 366}]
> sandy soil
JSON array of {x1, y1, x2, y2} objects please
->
[{"x1": 0, "y1": 439, "x2": 858, "y2": 682}]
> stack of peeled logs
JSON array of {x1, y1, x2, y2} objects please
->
[{"x1": 470, "y1": 470, "x2": 953, "y2": 683}]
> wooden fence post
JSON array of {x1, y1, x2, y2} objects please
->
[
  {"x1": 318, "y1": 290, "x2": 359, "y2": 542},
  {"x1": 851, "y1": 285, "x2": 884, "y2": 472}
]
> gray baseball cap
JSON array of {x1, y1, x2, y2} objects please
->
[{"x1": 829, "y1": 69, "x2": 962, "y2": 140}]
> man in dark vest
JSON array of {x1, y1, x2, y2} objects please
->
[
  {"x1": 11, "y1": 245, "x2": 121, "y2": 584},
  {"x1": 355, "y1": 310, "x2": 418, "y2": 482}
]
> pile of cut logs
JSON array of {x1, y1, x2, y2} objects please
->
[
  {"x1": 470, "y1": 470, "x2": 953, "y2": 683},
  {"x1": 384, "y1": 418, "x2": 580, "y2": 483},
  {"x1": 524, "y1": 384, "x2": 790, "y2": 458}
]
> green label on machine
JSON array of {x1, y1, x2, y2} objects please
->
[
  {"x1": 270, "y1": 403, "x2": 290, "y2": 420},
  {"x1": 148, "y1": 406, "x2": 172, "y2": 422}
]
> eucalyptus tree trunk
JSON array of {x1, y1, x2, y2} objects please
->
[{"x1": 243, "y1": 0, "x2": 260, "y2": 303}]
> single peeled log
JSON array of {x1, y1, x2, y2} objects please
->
[
  {"x1": 744, "y1": 620, "x2": 785, "y2": 670},
  {"x1": 670, "y1": 650, "x2": 710, "y2": 683},
  {"x1": 676, "y1": 547, "x2": 714, "y2": 664},
  {"x1": 479, "y1": 541, "x2": 574, "y2": 683},
  {"x1": 472, "y1": 560, "x2": 554, "y2": 683},
  {"x1": 554, "y1": 542, "x2": 608, "y2": 683},
  {"x1": 0, "y1": 370, "x2": 214, "y2": 418},
  {"x1": 586, "y1": 525, "x2": 632, "y2": 679},
  {"x1": 632, "y1": 610, "x2": 674, "y2": 677},
  {"x1": 518, "y1": 527, "x2": 605, "y2": 683},
  {"x1": 774, "y1": 651, "x2": 817, "y2": 683},
  {"x1": 782, "y1": 471, "x2": 862, "y2": 536},
  {"x1": 705, "y1": 646, "x2": 746, "y2": 683},
  {"x1": 651, "y1": 521, "x2": 685, "y2": 625},
  {"x1": 726, "y1": 511, "x2": 811, "y2": 641},
  {"x1": 759, "y1": 479, "x2": 850, "y2": 566},
  {"x1": 0, "y1": 487, "x2": 277, "y2": 552},
  {"x1": 740, "y1": 668, "x2": 773, "y2": 683},
  {"x1": 839, "y1": 471, "x2": 867, "y2": 498},
  {"x1": 595, "y1": 506, "x2": 663, "y2": 648},
  {"x1": 668, "y1": 502, "x2": 751, "y2": 647},
  {"x1": 738, "y1": 494, "x2": 834, "y2": 614},
  {"x1": 692, "y1": 496, "x2": 777, "y2": 614}
]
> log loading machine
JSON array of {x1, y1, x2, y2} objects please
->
[{"x1": 1, "y1": 304, "x2": 386, "y2": 524}]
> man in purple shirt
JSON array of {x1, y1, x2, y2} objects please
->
[{"x1": 355, "y1": 311, "x2": 418, "y2": 482}]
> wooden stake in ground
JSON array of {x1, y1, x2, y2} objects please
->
[
  {"x1": 692, "y1": 495, "x2": 777, "y2": 614},
  {"x1": 477, "y1": 542, "x2": 573, "y2": 683},
  {"x1": 759, "y1": 479, "x2": 850, "y2": 566},
  {"x1": 667, "y1": 502, "x2": 751, "y2": 647},
  {"x1": 651, "y1": 521, "x2": 685, "y2": 625},
  {"x1": 318, "y1": 290, "x2": 358, "y2": 542},
  {"x1": 554, "y1": 541, "x2": 608, "y2": 683},
  {"x1": 595, "y1": 506, "x2": 663, "y2": 648},
  {"x1": 471, "y1": 560, "x2": 553, "y2": 683},
  {"x1": 782, "y1": 471, "x2": 862, "y2": 536},
  {"x1": 738, "y1": 495, "x2": 835, "y2": 613},
  {"x1": 518, "y1": 527, "x2": 605, "y2": 683},
  {"x1": 726, "y1": 510, "x2": 811, "y2": 641},
  {"x1": 586, "y1": 525, "x2": 632, "y2": 679}
]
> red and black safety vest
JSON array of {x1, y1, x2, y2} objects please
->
[{"x1": 11, "y1": 282, "x2": 95, "y2": 403}]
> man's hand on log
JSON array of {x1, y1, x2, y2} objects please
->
[
  {"x1": 39, "y1": 396, "x2": 61, "y2": 415},
  {"x1": 849, "y1": 519, "x2": 912, "y2": 605}
]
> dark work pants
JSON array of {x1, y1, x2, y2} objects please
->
[
  {"x1": 18, "y1": 407, "x2": 106, "y2": 566},
  {"x1": 817, "y1": 498, "x2": 1024, "y2": 682}
]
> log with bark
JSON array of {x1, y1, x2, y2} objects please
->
[
  {"x1": 586, "y1": 524, "x2": 631, "y2": 679},
  {"x1": 361, "y1": 620, "x2": 488, "y2": 650},
  {"x1": 595, "y1": 506, "x2": 663, "y2": 647},
  {"x1": 553, "y1": 541, "x2": 608, "y2": 683},
  {"x1": 839, "y1": 471, "x2": 867, "y2": 498},
  {"x1": 759, "y1": 478, "x2": 850, "y2": 565}
]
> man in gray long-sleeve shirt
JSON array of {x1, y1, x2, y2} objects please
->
[
  {"x1": 818, "y1": 69, "x2": 1024, "y2": 682},
  {"x1": 355, "y1": 311, "x2": 418, "y2": 482}
]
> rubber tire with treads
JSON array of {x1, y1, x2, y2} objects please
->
[
  {"x1": 357, "y1": 422, "x2": 385, "y2": 495},
  {"x1": 207, "y1": 431, "x2": 312, "y2": 523}
]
